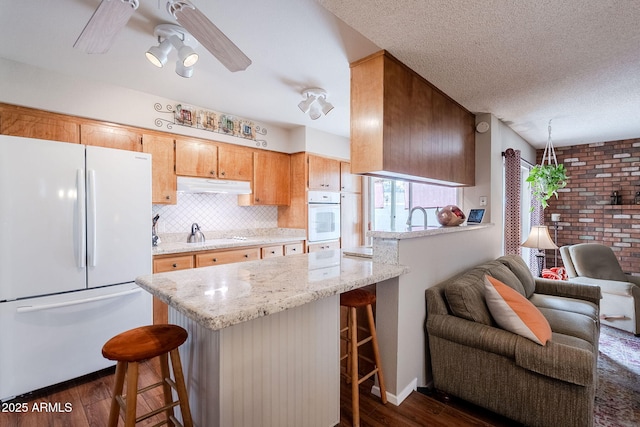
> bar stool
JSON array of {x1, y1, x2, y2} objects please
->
[
  {"x1": 102, "y1": 324, "x2": 193, "y2": 427},
  {"x1": 340, "y1": 288, "x2": 387, "y2": 426}
]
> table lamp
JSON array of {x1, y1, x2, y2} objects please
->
[{"x1": 521, "y1": 225, "x2": 558, "y2": 276}]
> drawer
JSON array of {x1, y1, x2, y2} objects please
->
[
  {"x1": 261, "y1": 245, "x2": 284, "y2": 258},
  {"x1": 196, "y1": 248, "x2": 260, "y2": 267},
  {"x1": 284, "y1": 242, "x2": 304, "y2": 256},
  {"x1": 307, "y1": 241, "x2": 340, "y2": 253},
  {"x1": 153, "y1": 255, "x2": 194, "y2": 273}
]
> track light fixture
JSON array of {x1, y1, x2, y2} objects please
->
[
  {"x1": 298, "y1": 88, "x2": 334, "y2": 120},
  {"x1": 146, "y1": 24, "x2": 199, "y2": 78}
]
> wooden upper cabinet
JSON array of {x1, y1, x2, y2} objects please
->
[
  {"x1": 142, "y1": 134, "x2": 176, "y2": 205},
  {"x1": 175, "y1": 138, "x2": 217, "y2": 177},
  {"x1": 218, "y1": 144, "x2": 253, "y2": 181},
  {"x1": 340, "y1": 162, "x2": 362, "y2": 193},
  {"x1": 0, "y1": 109, "x2": 80, "y2": 143},
  {"x1": 308, "y1": 155, "x2": 341, "y2": 191},
  {"x1": 80, "y1": 123, "x2": 142, "y2": 151},
  {"x1": 350, "y1": 50, "x2": 475, "y2": 186},
  {"x1": 239, "y1": 150, "x2": 290, "y2": 206}
]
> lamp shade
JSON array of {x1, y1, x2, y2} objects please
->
[{"x1": 521, "y1": 225, "x2": 558, "y2": 250}]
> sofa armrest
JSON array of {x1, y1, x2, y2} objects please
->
[
  {"x1": 534, "y1": 277, "x2": 601, "y2": 305},
  {"x1": 626, "y1": 274, "x2": 640, "y2": 287},
  {"x1": 427, "y1": 313, "x2": 519, "y2": 359},
  {"x1": 515, "y1": 339, "x2": 595, "y2": 386}
]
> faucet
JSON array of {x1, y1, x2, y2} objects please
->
[
  {"x1": 406, "y1": 206, "x2": 428, "y2": 230},
  {"x1": 152, "y1": 214, "x2": 160, "y2": 246}
]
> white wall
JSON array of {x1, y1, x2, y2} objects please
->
[
  {"x1": 0, "y1": 58, "x2": 293, "y2": 153},
  {"x1": 381, "y1": 113, "x2": 537, "y2": 397}
]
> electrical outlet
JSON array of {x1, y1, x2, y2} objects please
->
[{"x1": 479, "y1": 196, "x2": 487, "y2": 206}]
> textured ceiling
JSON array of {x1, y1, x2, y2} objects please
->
[
  {"x1": 1, "y1": 1, "x2": 639, "y2": 149},
  {"x1": 320, "y1": 0, "x2": 640, "y2": 147}
]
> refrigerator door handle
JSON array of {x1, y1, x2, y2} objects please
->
[
  {"x1": 77, "y1": 169, "x2": 86, "y2": 269},
  {"x1": 15, "y1": 288, "x2": 143, "y2": 313},
  {"x1": 87, "y1": 169, "x2": 97, "y2": 267}
]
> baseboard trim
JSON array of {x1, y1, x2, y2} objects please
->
[{"x1": 371, "y1": 377, "x2": 418, "y2": 406}]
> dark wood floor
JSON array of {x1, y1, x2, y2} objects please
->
[{"x1": 0, "y1": 360, "x2": 515, "y2": 427}]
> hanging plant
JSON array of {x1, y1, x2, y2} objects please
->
[{"x1": 526, "y1": 120, "x2": 568, "y2": 210}]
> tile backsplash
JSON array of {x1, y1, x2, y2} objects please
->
[{"x1": 152, "y1": 193, "x2": 278, "y2": 234}]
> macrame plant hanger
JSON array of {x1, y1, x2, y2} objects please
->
[{"x1": 540, "y1": 119, "x2": 558, "y2": 167}]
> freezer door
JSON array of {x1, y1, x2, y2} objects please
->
[
  {"x1": 85, "y1": 146, "x2": 152, "y2": 288},
  {"x1": 0, "y1": 283, "x2": 152, "y2": 401},
  {"x1": 0, "y1": 136, "x2": 87, "y2": 300}
]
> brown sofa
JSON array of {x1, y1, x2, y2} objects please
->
[{"x1": 425, "y1": 255, "x2": 601, "y2": 427}]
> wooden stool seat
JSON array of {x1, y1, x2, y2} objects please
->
[
  {"x1": 340, "y1": 288, "x2": 377, "y2": 308},
  {"x1": 103, "y1": 324, "x2": 193, "y2": 427},
  {"x1": 102, "y1": 324, "x2": 188, "y2": 362},
  {"x1": 340, "y1": 289, "x2": 387, "y2": 427}
]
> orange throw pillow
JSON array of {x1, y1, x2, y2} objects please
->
[{"x1": 484, "y1": 275, "x2": 552, "y2": 345}]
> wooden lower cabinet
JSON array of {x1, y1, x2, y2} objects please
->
[
  {"x1": 152, "y1": 255, "x2": 195, "y2": 324},
  {"x1": 307, "y1": 240, "x2": 340, "y2": 253},
  {"x1": 196, "y1": 247, "x2": 260, "y2": 267},
  {"x1": 284, "y1": 242, "x2": 304, "y2": 255},
  {"x1": 261, "y1": 245, "x2": 284, "y2": 258},
  {"x1": 152, "y1": 241, "x2": 304, "y2": 324}
]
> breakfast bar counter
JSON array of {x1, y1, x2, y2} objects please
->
[{"x1": 135, "y1": 250, "x2": 408, "y2": 426}]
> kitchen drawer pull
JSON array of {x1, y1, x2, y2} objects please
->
[
  {"x1": 244, "y1": 254, "x2": 249, "y2": 258},
  {"x1": 172, "y1": 263, "x2": 178, "y2": 268},
  {"x1": 16, "y1": 288, "x2": 142, "y2": 313},
  {"x1": 270, "y1": 250, "x2": 275, "y2": 254},
  {"x1": 213, "y1": 258, "x2": 218, "y2": 262}
]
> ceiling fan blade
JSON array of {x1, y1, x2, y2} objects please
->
[
  {"x1": 168, "y1": 1, "x2": 252, "y2": 72},
  {"x1": 74, "y1": 0, "x2": 139, "y2": 54}
]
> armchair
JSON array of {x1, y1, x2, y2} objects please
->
[{"x1": 560, "y1": 243, "x2": 640, "y2": 335}]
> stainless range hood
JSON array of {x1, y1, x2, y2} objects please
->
[{"x1": 176, "y1": 177, "x2": 252, "y2": 194}]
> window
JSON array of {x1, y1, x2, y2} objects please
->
[
  {"x1": 520, "y1": 162, "x2": 534, "y2": 267},
  {"x1": 369, "y1": 178, "x2": 458, "y2": 232}
]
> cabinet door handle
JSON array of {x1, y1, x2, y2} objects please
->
[
  {"x1": 210, "y1": 170, "x2": 215, "y2": 175},
  {"x1": 270, "y1": 250, "x2": 275, "y2": 254},
  {"x1": 165, "y1": 195, "x2": 171, "y2": 200},
  {"x1": 220, "y1": 171, "x2": 226, "y2": 176}
]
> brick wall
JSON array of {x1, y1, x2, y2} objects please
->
[{"x1": 539, "y1": 138, "x2": 640, "y2": 275}]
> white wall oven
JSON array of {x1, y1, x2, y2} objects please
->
[{"x1": 308, "y1": 191, "x2": 341, "y2": 243}]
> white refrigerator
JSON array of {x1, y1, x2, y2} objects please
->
[{"x1": 0, "y1": 135, "x2": 153, "y2": 401}]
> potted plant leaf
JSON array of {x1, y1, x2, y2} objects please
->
[{"x1": 526, "y1": 120, "x2": 568, "y2": 210}]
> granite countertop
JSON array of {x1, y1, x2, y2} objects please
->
[
  {"x1": 136, "y1": 249, "x2": 409, "y2": 331},
  {"x1": 153, "y1": 236, "x2": 306, "y2": 256},
  {"x1": 368, "y1": 223, "x2": 493, "y2": 240},
  {"x1": 153, "y1": 228, "x2": 306, "y2": 256}
]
